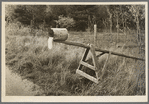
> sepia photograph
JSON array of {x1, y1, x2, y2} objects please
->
[{"x1": 1, "y1": 1, "x2": 148, "y2": 102}]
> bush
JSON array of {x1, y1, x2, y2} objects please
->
[{"x1": 55, "y1": 15, "x2": 75, "y2": 30}]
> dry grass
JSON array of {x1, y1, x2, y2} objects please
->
[{"x1": 5, "y1": 23, "x2": 145, "y2": 96}]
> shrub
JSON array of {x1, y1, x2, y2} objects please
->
[{"x1": 55, "y1": 15, "x2": 75, "y2": 30}]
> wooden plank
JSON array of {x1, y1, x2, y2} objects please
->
[
  {"x1": 89, "y1": 44, "x2": 100, "y2": 79},
  {"x1": 78, "y1": 48, "x2": 90, "y2": 70},
  {"x1": 76, "y1": 69, "x2": 98, "y2": 84},
  {"x1": 96, "y1": 52, "x2": 105, "y2": 57},
  {"x1": 54, "y1": 40, "x2": 145, "y2": 61},
  {"x1": 90, "y1": 44, "x2": 99, "y2": 69},
  {"x1": 82, "y1": 48, "x2": 90, "y2": 61},
  {"x1": 80, "y1": 61, "x2": 95, "y2": 70}
]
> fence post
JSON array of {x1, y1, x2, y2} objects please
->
[{"x1": 94, "y1": 24, "x2": 97, "y2": 47}]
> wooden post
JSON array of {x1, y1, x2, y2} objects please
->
[
  {"x1": 54, "y1": 40, "x2": 145, "y2": 61},
  {"x1": 94, "y1": 24, "x2": 97, "y2": 47}
]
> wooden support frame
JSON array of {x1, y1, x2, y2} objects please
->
[
  {"x1": 76, "y1": 44, "x2": 113, "y2": 84},
  {"x1": 76, "y1": 44, "x2": 101, "y2": 84}
]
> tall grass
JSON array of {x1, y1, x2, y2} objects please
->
[{"x1": 5, "y1": 23, "x2": 145, "y2": 96}]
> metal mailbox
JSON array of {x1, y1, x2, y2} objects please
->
[{"x1": 49, "y1": 28, "x2": 69, "y2": 41}]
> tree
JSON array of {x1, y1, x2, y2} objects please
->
[
  {"x1": 87, "y1": 5, "x2": 108, "y2": 32},
  {"x1": 69, "y1": 5, "x2": 108, "y2": 31},
  {"x1": 14, "y1": 5, "x2": 47, "y2": 26},
  {"x1": 5, "y1": 5, "x2": 17, "y2": 23},
  {"x1": 106, "y1": 5, "x2": 113, "y2": 33},
  {"x1": 69, "y1": 5, "x2": 88, "y2": 31},
  {"x1": 128, "y1": 5, "x2": 145, "y2": 44}
]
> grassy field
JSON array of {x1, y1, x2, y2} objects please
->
[{"x1": 5, "y1": 23, "x2": 145, "y2": 96}]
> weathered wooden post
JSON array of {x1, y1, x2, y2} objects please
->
[{"x1": 94, "y1": 24, "x2": 97, "y2": 47}]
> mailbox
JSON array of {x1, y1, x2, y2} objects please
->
[
  {"x1": 49, "y1": 28, "x2": 69, "y2": 41},
  {"x1": 48, "y1": 28, "x2": 69, "y2": 49}
]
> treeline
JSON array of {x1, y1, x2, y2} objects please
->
[{"x1": 5, "y1": 5, "x2": 145, "y2": 32}]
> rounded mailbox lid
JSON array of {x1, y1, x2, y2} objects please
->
[{"x1": 51, "y1": 28, "x2": 69, "y2": 41}]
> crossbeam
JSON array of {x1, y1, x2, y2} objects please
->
[{"x1": 54, "y1": 40, "x2": 145, "y2": 61}]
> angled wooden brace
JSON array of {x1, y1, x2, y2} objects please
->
[
  {"x1": 89, "y1": 44, "x2": 100, "y2": 80},
  {"x1": 100, "y1": 51, "x2": 111, "y2": 80}
]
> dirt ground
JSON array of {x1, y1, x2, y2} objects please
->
[{"x1": 5, "y1": 67, "x2": 41, "y2": 96}]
